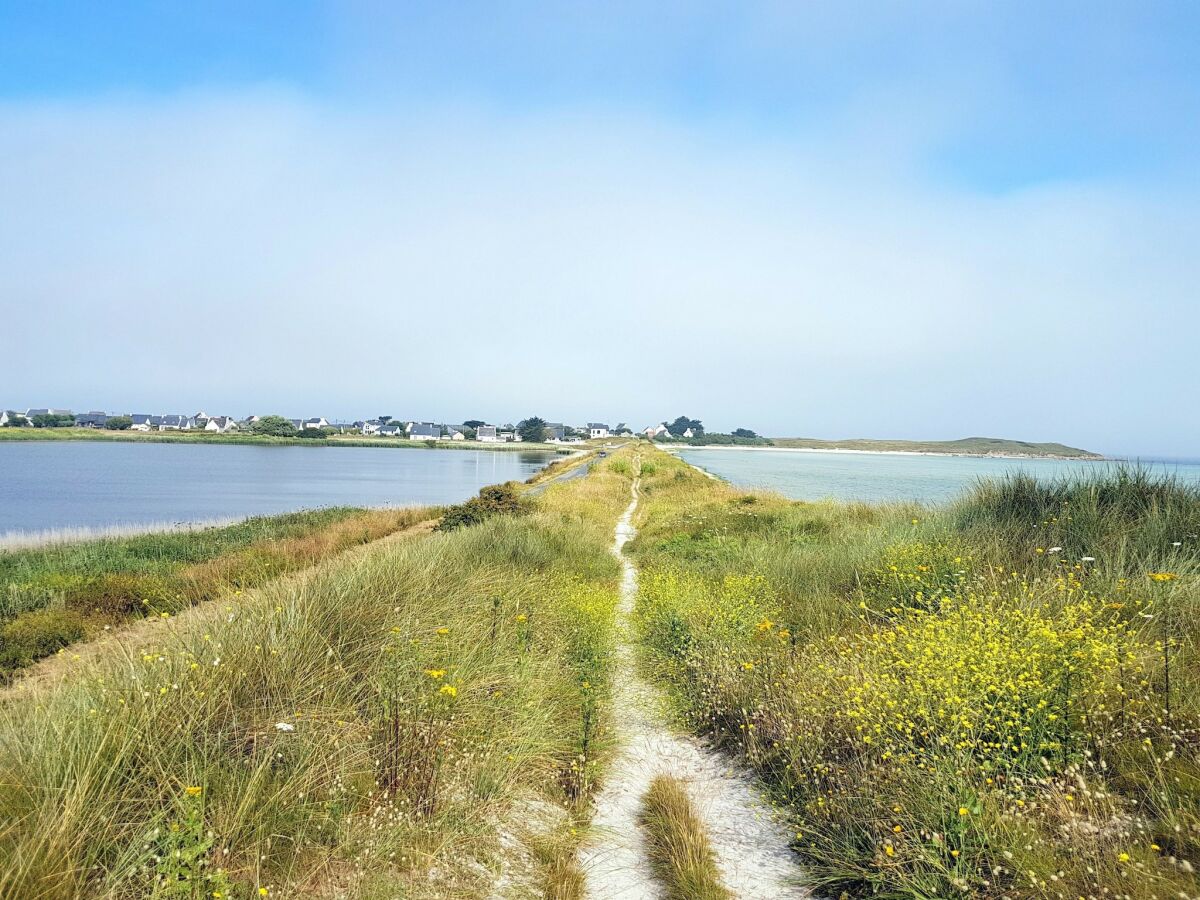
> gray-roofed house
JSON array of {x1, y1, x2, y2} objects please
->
[
  {"x1": 159, "y1": 415, "x2": 192, "y2": 430},
  {"x1": 379, "y1": 423, "x2": 405, "y2": 436},
  {"x1": 202, "y1": 416, "x2": 238, "y2": 433},
  {"x1": 409, "y1": 422, "x2": 439, "y2": 440},
  {"x1": 129, "y1": 414, "x2": 156, "y2": 431},
  {"x1": 588, "y1": 423, "x2": 610, "y2": 439},
  {"x1": 75, "y1": 411, "x2": 108, "y2": 428},
  {"x1": 545, "y1": 423, "x2": 566, "y2": 442},
  {"x1": 475, "y1": 425, "x2": 499, "y2": 442}
]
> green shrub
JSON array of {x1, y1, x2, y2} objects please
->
[
  {"x1": 1, "y1": 608, "x2": 87, "y2": 669},
  {"x1": 436, "y1": 483, "x2": 529, "y2": 532}
]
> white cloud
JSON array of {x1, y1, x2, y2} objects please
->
[{"x1": 0, "y1": 89, "x2": 1195, "y2": 453}]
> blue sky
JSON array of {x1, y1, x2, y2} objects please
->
[{"x1": 1, "y1": 2, "x2": 1197, "y2": 455}]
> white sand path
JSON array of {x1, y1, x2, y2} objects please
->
[{"x1": 578, "y1": 473, "x2": 809, "y2": 899}]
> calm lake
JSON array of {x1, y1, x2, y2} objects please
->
[
  {"x1": 0, "y1": 442, "x2": 562, "y2": 534},
  {"x1": 675, "y1": 448, "x2": 1200, "y2": 505}
]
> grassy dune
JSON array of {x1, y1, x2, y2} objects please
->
[
  {"x1": 0, "y1": 507, "x2": 434, "y2": 678},
  {"x1": 4, "y1": 441, "x2": 1197, "y2": 899},
  {"x1": 631, "y1": 449, "x2": 1200, "y2": 896},
  {"x1": 0, "y1": 453, "x2": 636, "y2": 899}
]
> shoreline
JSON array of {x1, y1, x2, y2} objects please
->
[
  {"x1": 664, "y1": 444, "x2": 1107, "y2": 462},
  {"x1": 0, "y1": 428, "x2": 581, "y2": 453}
]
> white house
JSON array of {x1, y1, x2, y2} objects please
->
[
  {"x1": 476, "y1": 425, "x2": 500, "y2": 442},
  {"x1": 588, "y1": 422, "x2": 610, "y2": 439},
  {"x1": 643, "y1": 423, "x2": 671, "y2": 439},
  {"x1": 379, "y1": 423, "x2": 405, "y2": 436},
  {"x1": 361, "y1": 419, "x2": 383, "y2": 435},
  {"x1": 129, "y1": 414, "x2": 156, "y2": 432},
  {"x1": 202, "y1": 416, "x2": 238, "y2": 433},
  {"x1": 302, "y1": 417, "x2": 330, "y2": 430},
  {"x1": 682, "y1": 427, "x2": 694, "y2": 438},
  {"x1": 439, "y1": 427, "x2": 466, "y2": 441}
]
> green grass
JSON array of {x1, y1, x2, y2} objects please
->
[
  {"x1": 0, "y1": 506, "x2": 433, "y2": 677},
  {"x1": 640, "y1": 775, "x2": 730, "y2": 899},
  {"x1": 631, "y1": 447, "x2": 1200, "y2": 898},
  {"x1": 0, "y1": 448, "x2": 637, "y2": 898},
  {"x1": 0, "y1": 427, "x2": 576, "y2": 452}
]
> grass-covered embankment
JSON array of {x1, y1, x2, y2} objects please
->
[
  {"x1": 631, "y1": 448, "x2": 1200, "y2": 897},
  {"x1": 0, "y1": 427, "x2": 576, "y2": 451},
  {"x1": 0, "y1": 449, "x2": 636, "y2": 898},
  {"x1": 0, "y1": 507, "x2": 434, "y2": 679}
]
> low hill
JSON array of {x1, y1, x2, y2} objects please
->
[{"x1": 767, "y1": 435, "x2": 1102, "y2": 459}]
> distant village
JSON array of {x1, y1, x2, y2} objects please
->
[
  {"x1": 0, "y1": 409, "x2": 761, "y2": 447},
  {"x1": 0, "y1": 408, "x2": 640, "y2": 443}
]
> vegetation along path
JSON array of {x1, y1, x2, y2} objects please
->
[{"x1": 579, "y1": 465, "x2": 808, "y2": 898}]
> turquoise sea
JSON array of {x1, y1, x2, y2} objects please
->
[{"x1": 674, "y1": 448, "x2": 1200, "y2": 505}]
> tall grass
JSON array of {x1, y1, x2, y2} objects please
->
[
  {"x1": 0, "y1": 507, "x2": 433, "y2": 677},
  {"x1": 955, "y1": 464, "x2": 1200, "y2": 573},
  {"x1": 0, "y1": 454, "x2": 637, "y2": 898},
  {"x1": 632, "y1": 448, "x2": 1200, "y2": 898},
  {"x1": 640, "y1": 775, "x2": 730, "y2": 900}
]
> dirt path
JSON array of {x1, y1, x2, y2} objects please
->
[{"x1": 578, "y1": 475, "x2": 808, "y2": 899}]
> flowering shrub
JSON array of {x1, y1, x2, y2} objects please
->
[{"x1": 859, "y1": 540, "x2": 974, "y2": 612}]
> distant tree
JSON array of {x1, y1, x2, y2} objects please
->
[
  {"x1": 3, "y1": 411, "x2": 29, "y2": 427},
  {"x1": 296, "y1": 427, "x2": 327, "y2": 440},
  {"x1": 463, "y1": 420, "x2": 486, "y2": 429},
  {"x1": 732, "y1": 428, "x2": 758, "y2": 439},
  {"x1": 378, "y1": 415, "x2": 393, "y2": 424},
  {"x1": 668, "y1": 416, "x2": 704, "y2": 437},
  {"x1": 461, "y1": 426, "x2": 477, "y2": 440},
  {"x1": 517, "y1": 416, "x2": 548, "y2": 443},
  {"x1": 613, "y1": 422, "x2": 633, "y2": 435},
  {"x1": 249, "y1": 415, "x2": 298, "y2": 437},
  {"x1": 106, "y1": 415, "x2": 133, "y2": 431},
  {"x1": 31, "y1": 413, "x2": 74, "y2": 428}
]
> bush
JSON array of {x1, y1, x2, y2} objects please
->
[
  {"x1": 1, "y1": 608, "x2": 87, "y2": 668},
  {"x1": 436, "y1": 483, "x2": 529, "y2": 532},
  {"x1": 248, "y1": 415, "x2": 297, "y2": 437},
  {"x1": 105, "y1": 415, "x2": 133, "y2": 430}
]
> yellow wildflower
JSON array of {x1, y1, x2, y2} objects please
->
[
  {"x1": 185, "y1": 786, "x2": 203, "y2": 797},
  {"x1": 439, "y1": 684, "x2": 458, "y2": 698},
  {"x1": 424, "y1": 669, "x2": 446, "y2": 679},
  {"x1": 1147, "y1": 572, "x2": 1177, "y2": 582}
]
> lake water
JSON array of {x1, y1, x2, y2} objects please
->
[
  {"x1": 675, "y1": 448, "x2": 1200, "y2": 505},
  {"x1": 0, "y1": 442, "x2": 561, "y2": 534}
]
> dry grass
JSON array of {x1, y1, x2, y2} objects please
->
[
  {"x1": 0, "y1": 449, "x2": 640, "y2": 899},
  {"x1": 640, "y1": 775, "x2": 731, "y2": 900}
]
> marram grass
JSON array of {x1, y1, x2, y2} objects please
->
[
  {"x1": 632, "y1": 447, "x2": 1200, "y2": 898},
  {"x1": 640, "y1": 775, "x2": 731, "y2": 900},
  {"x1": 0, "y1": 451, "x2": 637, "y2": 899}
]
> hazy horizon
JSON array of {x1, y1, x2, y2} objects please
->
[{"x1": 2, "y1": 3, "x2": 1197, "y2": 458}]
